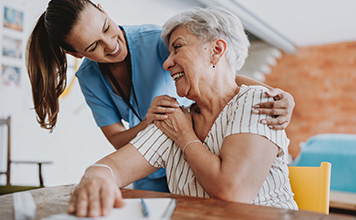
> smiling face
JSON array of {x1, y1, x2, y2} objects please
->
[
  {"x1": 163, "y1": 26, "x2": 213, "y2": 99},
  {"x1": 65, "y1": 4, "x2": 128, "y2": 63}
]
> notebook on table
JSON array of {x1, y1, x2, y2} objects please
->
[{"x1": 42, "y1": 198, "x2": 177, "y2": 220}]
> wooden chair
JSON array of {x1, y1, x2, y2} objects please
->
[
  {"x1": 0, "y1": 116, "x2": 52, "y2": 192},
  {"x1": 288, "y1": 162, "x2": 331, "y2": 214}
]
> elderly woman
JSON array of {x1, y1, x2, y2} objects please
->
[{"x1": 68, "y1": 7, "x2": 298, "y2": 217}]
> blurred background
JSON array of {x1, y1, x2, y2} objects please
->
[{"x1": 0, "y1": 0, "x2": 355, "y2": 191}]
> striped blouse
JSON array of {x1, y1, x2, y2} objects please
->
[{"x1": 130, "y1": 85, "x2": 298, "y2": 210}]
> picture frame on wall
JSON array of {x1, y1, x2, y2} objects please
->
[
  {"x1": 3, "y1": 6, "x2": 24, "y2": 32},
  {"x1": 2, "y1": 35, "x2": 22, "y2": 59},
  {"x1": 1, "y1": 64, "x2": 21, "y2": 87}
]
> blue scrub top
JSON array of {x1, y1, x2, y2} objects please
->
[{"x1": 76, "y1": 24, "x2": 192, "y2": 180}]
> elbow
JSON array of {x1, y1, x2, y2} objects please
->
[{"x1": 209, "y1": 181, "x2": 254, "y2": 204}]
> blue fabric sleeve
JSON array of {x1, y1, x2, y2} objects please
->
[{"x1": 77, "y1": 77, "x2": 121, "y2": 127}]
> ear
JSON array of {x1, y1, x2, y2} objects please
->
[
  {"x1": 211, "y1": 39, "x2": 227, "y2": 66},
  {"x1": 97, "y1": 4, "x2": 108, "y2": 15},
  {"x1": 66, "y1": 51, "x2": 83, "y2": 59}
]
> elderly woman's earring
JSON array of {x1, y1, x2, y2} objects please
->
[{"x1": 212, "y1": 61, "x2": 217, "y2": 68}]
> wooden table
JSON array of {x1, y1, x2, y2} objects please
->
[
  {"x1": 0, "y1": 184, "x2": 355, "y2": 220},
  {"x1": 330, "y1": 190, "x2": 356, "y2": 212}
]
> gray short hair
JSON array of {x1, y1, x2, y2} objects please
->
[{"x1": 161, "y1": 7, "x2": 250, "y2": 73}]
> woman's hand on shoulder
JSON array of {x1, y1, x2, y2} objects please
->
[
  {"x1": 146, "y1": 95, "x2": 180, "y2": 125},
  {"x1": 67, "y1": 168, "x2": 125, "y2": 217},
  {"x1": 252, "y1": 88, "x2": 295, "y2": 130},
  {"x1": 154, "y1": 106, "x2": 195, "y2": 146}
]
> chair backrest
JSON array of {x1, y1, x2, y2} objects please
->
[
  {"x1": 288, "y1": 162, "x2": 331, "y2": 214},
  {"x1": 0, "y1": 116, "x2": 11, "y2": 185}
]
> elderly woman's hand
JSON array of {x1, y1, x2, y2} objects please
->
[
  {"x1": 146, "y1": 95, "x2": 180, "y2": 125},
  {"x1": 252, "y1": 88, "x2": 295, "y2": 130},
  {"x1": 154, "y1": 106, "x2": 196, "y2": 146},
  {"x1": 67, "y1": 167, "x2": 125, "y2": 217}
]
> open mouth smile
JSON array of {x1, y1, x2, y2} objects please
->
[
  {"x1": 107, "y1": 42, "x2": 120, "y2": 56},
  {"x1": 172, "y1": 72, "x2": 185, "y2": 81}
]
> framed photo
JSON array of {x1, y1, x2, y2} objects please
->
[
  {"x1": 2, "y1": 35, "x2": 22, "y2": 59},
  {"x1": 3, "y1": 6, "x2": 24, "y2": 32},
  {"x1": 1, "y1": 64, "x2": 21, "y2": 87}
]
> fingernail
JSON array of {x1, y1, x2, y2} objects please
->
[
  {"x1": 174, "y1": 103, "x2": 180, "y2": 107},
  {"x1": 268, "y1": 125, "x2": 273, "y2": 129},
  {"x1": 78, "y1": 209, "x2": 86, "y2": 216},
  {"x1": 254, "y1": 104, "x2": 260, "y2": 108},
  {"x1": 252, "y1": 109, "x2": 259, "y2": 114},
  {"x1": 90, "y1": 210, "x2": 99, "y2": 217},
  {"x1": 261, "y1": 120, "x2": 267, "y2": 124},
  {"x1": 103, "y1": 209, "x2": 110, "y2": 216}
]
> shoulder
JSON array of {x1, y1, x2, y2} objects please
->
[
  {"x1": 222, "y1": 84, "x2": 273, "y2": 131},
  {"x1": 122, "y1": 24, "x2": 169, "y2": 62},
  {"x1": 121, "y1": 24, "x2": 163, "y2": 38},
  {"x1": 239, "y1": 84, "x2": 269, "y2": 98},
  {"x1": 224, "y1": 84, "x2": 273, "y2": 127},
  {"x1": 224, "y1": 85, "x2": 289, "y2": 157},
  {"x1": 229, "y1": 85, "x2": 271, "y2": 108},
  {"x1": 75, "y1": 58, "x2": 99, "y2": 78},
  {"x1": 75, "y1": 58, "x2": 104, "y2": 89}
]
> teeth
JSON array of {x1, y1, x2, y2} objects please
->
[
  {"x1": 172, "y1": 72, "x2": 184, "y2": 81},
  {"x1": 109, "y1": 43, "x2": 119, "y2": 55}
]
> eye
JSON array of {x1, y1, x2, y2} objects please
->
[
  {"x1": 89, "y1": 43, "x2": 98, "y2": 52},
  {"x1": 173, "y1": 44, "x2": 182, "y2": 53},
  {"x1": 104, "y1": 25, "x2": 110, "y2": 33}
]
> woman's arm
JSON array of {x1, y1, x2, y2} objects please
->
[
  {"x1": 68, "y1": 144, "x2": 157, "y2": 217},
  {"x1": 157, "y1": 111, "x2": 278, "y2": 202},
  {"x1": 236, "y1": 75, "x2": 295, "y2": 130},
  {"x1": 154, "y1": 104, "x2": 278, "y2": 203},
  {"x1": 236, "y1": 75, "x2": 271, "y2": 89},
  {"x1": 101, "y1": 95, "x2": 180, "y2": 149},
  {"x1": 101, "y1": 120, "x2": 147, "y2": 150},
  {"x1": 182, "y1": 133, "x2": 278, "y2": 202}
]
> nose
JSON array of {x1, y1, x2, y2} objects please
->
[
  {"x1": 163, "y1": 53, "x2": 175, "y2": 71},
  {"x1": 102, "y1": 36, "x2": 117, "y2": 53}
]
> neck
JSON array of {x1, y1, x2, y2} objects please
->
[{"x1": 192, "y1": 72, "x2": 239, "y2": 121}]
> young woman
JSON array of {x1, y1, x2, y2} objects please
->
[{"x1": 26, "y1": 0, "x2": 295, "y2": 193}]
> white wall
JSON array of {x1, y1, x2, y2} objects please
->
[
  {"x1": 234, "y1": 0, "x2": 356, "y2": 46},
  {"x1": 0, "y1": 0, "x2": 200, "y2": 186},
  {"x1": 93, "y1": 0, "x2": 202, "y2": 26}
]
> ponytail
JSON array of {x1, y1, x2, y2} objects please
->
[
  {"x1": 26, "y1": 12, "x2": 67, "y2": 131},
  {"x1": 26, "y1": 0, "x2": 98, "y2": 131}
]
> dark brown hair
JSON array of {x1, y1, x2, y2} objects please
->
[{"x1": 26, "y1": 0, "x2": 98, "y2": 131}]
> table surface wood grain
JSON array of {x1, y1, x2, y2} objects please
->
[
  {"x1": 0, "y1": 184, "x2": 355, "y2": 220},
  {"x1": 122, "y1": 188, "x2": 356, "y2": 220}
]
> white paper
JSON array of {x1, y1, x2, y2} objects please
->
[
  {"x1": 13, "y1": 191, "x2": 37, "y2": 220},
  {"x1": 41, "y1": 198, "x2": 176, "y2": 220}
]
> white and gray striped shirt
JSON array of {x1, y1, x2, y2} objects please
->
[{"x1": 130, "y1": 85, "x2": 298, "y2": 210}]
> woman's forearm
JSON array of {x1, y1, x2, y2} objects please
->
[
  {"x1": 101, "y1": 119, "x2": 149, "y2": 150},
  {"x1": 235, "y1": 75, "x2": 272, "y2": 89},
  {"x1": 87, "y1": 142, "x2": 157, "y2": 188},
  {"x1": 103, "y1": 94, "x2": 181, "y2": 150}
]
